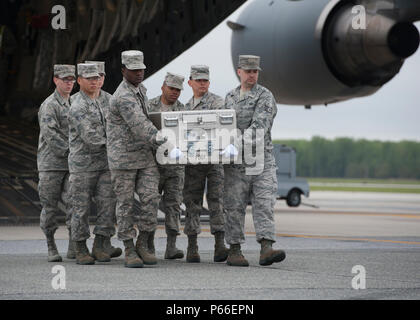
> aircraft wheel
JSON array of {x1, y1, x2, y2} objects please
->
[{"x1": 286, "y1": 189, "x2": 301, "y2": 207}]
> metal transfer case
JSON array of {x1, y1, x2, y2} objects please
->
[{"x1": 149, "y1": 109, "x2": 238, "y2": 165}]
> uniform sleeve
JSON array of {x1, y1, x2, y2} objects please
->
[
  {"x1": 224, "y1": 93, "x2": 233, "y2": 109},
  {"x1": 177, "y1": 101, "x2": 185, "y2": 111},
  {"x1": 184, "y1": 99, "x2": 192, "y2": 111},
  {"x1": 118, "y1": 95, "x2": 161, "y2": 148},
  {"x1": 99, "y1": 93, "x2": 111, "y2": 122},
  {"x1": 212, "y1": 95, "x2": 225, "y2": 110},
  {"x1": 38, "y1": 103, "x2": 69, "y2": 157},
  {"x1": 244, "y1": 91, "x2": 277, "y2": 147},
  {"x1": 147, "y1": 99, "x2": 158, "y2": 113}
]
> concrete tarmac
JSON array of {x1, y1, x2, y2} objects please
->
[{"x1": 0, "y1": 191, "x2": 419, "y2": 300}]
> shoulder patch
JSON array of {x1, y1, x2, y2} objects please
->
[{"x1": 264, "y1": 105, "x2": 273, "y2": 113}]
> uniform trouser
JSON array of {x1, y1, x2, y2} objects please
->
[
  {"x1": 110, "y1": 166, "x2": 160, "y2": 241},
  {"x1": 183, "y1": 164, "x2": 225, "y2": 235},
  {"x1": 158, "y1": 165, "x2": 184, "y2": 235},
  {"x1": 69, "y1": 170, "x2": 116, "y2": 241},
  {"x1": 39, "y1": 171, "x2": 70, "y2": 236},
  {"x1": 223, "y1": 159, "x2": 277, "y2": 245}
]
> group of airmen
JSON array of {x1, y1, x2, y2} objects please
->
[{"x1": 37, "y1": 49, "x2": 286, "y2": 268}]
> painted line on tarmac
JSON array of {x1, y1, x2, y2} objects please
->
[
  {"x1": 167, "y1": 226, "x2": 420, "y2": 246},
  {"x1": 277, "y1": 209, "x2": 420, "y2": 219},
  {"x1": 273, "y1": 233, "x2": 420, "y2": 246}
]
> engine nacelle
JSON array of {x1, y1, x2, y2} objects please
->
[{"x1": 229, "y1": 0, "x2": 420, "y2": 106}]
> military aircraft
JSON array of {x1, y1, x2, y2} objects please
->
[
  {"x1": 1, "y1": 0, "x2": 420, "y2": 221},
  {"x1": 0, "y1": 0, "x2": 247, "y2": 222},
  {"x1": 0, "y1": 0, "x2": 246, "y2": 118},
  {"x1": 2, "y1": 0, "x2": 420, "y2": 114}
]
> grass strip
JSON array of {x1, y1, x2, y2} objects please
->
[{"x1": 310, "y1": 186, "x2": 420, "y2": 193}]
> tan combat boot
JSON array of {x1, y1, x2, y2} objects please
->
[
  {"x1": 75, "y1": 240, "x2": 95, "y2": 265},
  {"x1": 213, "y1": 231, "x2": 229, "y2": 262},
  {"x1": 136, "y1": 231, "x2": 157, "y2": 265},
  {"x1": 66, "y1": 229, "x2": 76, "y2": 259},
  {"x1": 46, "y1": 233, "x2": 62, "y2": 262},
  {"x1": 91, "y1": 235, "x2": 111, "y2": 262},
  {"x1": 103, "y1": 237, "x2": 122, "y2": 258},
  {"x1": 227, "y1": 244, "x2": 249, "y2": 267},
  {"x1": 165, "y1": 231, "x2": 184, "y2": 260},
  {"x1": 186, "y1": 234, "x2": 200, "y2": 263},
  {"x1": 259, "y1": 239, "x2": 286, "y2": 266},
  {"x1": 123, "y1": 239, "x2": 143, "y2": 268},
  {"x1": 147, "y1": 230, "x2": 156, "y2": 255}
]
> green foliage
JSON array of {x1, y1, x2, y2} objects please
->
[{"x1": 273, "y1": 137, "x2": 420, "y2": 179}]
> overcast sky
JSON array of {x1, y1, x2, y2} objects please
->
[{"x1": 144, "y1": 1, "x2": 420, "y2": 142}]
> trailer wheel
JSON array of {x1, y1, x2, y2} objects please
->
[{"x1": 286, "y1": 189, "x2": 301, "y2": 207}]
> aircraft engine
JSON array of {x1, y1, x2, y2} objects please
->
[{"x1": 229, "y1": 0, "x2": 420, "y2": 107}]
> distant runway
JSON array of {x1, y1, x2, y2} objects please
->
[
  {"x1": 0, "y1": 191, "x2": 419, "y2": 300},
  {"x1": 271, "y1": 191, "x2": 420, "y2": 240}
]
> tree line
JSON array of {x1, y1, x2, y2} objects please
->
[{"x1": 273, "y1": 137, "x2": 420, "y2": 179}]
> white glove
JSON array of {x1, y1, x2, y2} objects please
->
[
  {"x1": 155, "y1": 131, "x2": 168, "y2": 144},
  {"x1": 220, "y1": 144, "x2": 238, "y2": 157},
  {"x1": 169, "y1": 147, "x2": 184, "y2": 160}
]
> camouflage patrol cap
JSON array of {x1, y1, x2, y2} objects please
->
[
  {"x1": 121, "y1": 50, "x2": 146, "y2": 70},
  {"x1": 164, "y1": 72, "x2": 184, "y2": 90},
  {"x1": 77, "y1": 63, "x2": 100, "y2": 78},
  {"x1": 190, "y1": 65, "x2": 209, "y2": 80},
  {"x1": 54, "y1": 64, "x2": 76, "y2": 78},
  {"x1": 238, "y1": 55, "x2": 262, "y2": 71},
  {"x1": 85, "y1": 61, "x2": 105, "y2": 75}
]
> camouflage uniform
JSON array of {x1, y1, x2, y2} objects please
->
[
  {"x1": 148, "y1": 95, "x2": 185, "y2": 235},
  {"x1": 97, "y1": 90, "x2": 112, "y2": 119},
  {"x1": 107, "y1": 78, "x2": 162, "y2": 241},
  {"x1": 37, "y1": 66, "x2": 75, "y2": 237},
  {"x1": 69, "y1": 61, "x2": 117, "y2": 237},
  {"x1": 71, "y1": 89, "x2": 111, "y2": 116},
  {"x1": 68, "y1": 81, "x2": 116, "y2": 243},
  {"x1": 223, "y1": 83, "x2": 278, "y2": 245},
  {"x1": 183, "y1": 90, "x2": 225, "y2": 236}
]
